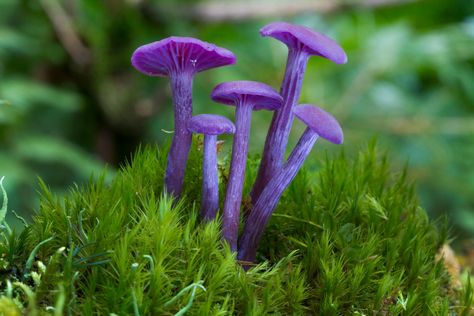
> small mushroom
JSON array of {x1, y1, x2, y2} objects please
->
[
  {"x1": 211, "y1": 81, "x2": 283, "y2": 251},
  {"x1": 252, "y1": 22, "x2": 347, "y2": 202},
  {"x1": 238, "y1": 104, "x2": 343, "y2": 264},
  {"x1": 131, "y1": 37, "x2": 236, "y2": 197},
  {"x1": 187, "y1": 114, "x2": 235, "y2": 221}
]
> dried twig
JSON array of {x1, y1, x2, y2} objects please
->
[
  {"x1": 160, "y1": 0, "x2": 417, "y2": 22},
  {"x1": 39, "y1": 0, "x2": 91, "y2": 67}
]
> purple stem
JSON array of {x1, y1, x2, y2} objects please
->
[
  {"x1": 238, "y1": 127, "x2": 318, "y2": 263},
  {"x1": 251, "y1": 48, "x2": 309, "y2": 202},
  {"x1": 222, "y1": 103, "x2": 253, "y2": 251},
  {"x1": 201, "y1": 134, "x2": 219, "y2": 221},
  {"x1": 165, "y1": 73, "x2": 194, "y2": 197}
]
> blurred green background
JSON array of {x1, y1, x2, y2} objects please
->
[{"x1": 0, "y1": 0, "x2": 473, "y2": 244}]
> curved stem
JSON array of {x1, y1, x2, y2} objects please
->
[
  {"x1": 165, "y1": 73, "x2": 194, "y2": 197},
  {"x1": 238, "y1": 128, "x2": 318, "y2": 264},
  {"x1": 222, "y1": 104, "x2": 252, "y2": 251},
  {"x1": 201, "y1": 135, "x2": 218, "y2": 221},
  {"x1": 251, "y1": 48, "x2": 309, "y2": 203}
]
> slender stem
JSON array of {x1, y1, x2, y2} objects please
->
[
  {"x1": 251, "y1": 48, "x2": 309, "y2": 203},
  {"x1": 238, "y1": 128, "x2": 318, "y2": 263},
  {"x1": 201, "y1": 135, "x2": 219, "y2": 221},
  {"x1": 222, "y1": 104, "x2": 253, "y2": 251},
  {"x1": 165, "y1": 73, "x2": 194, "y2": 197}
]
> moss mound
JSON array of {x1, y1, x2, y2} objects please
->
[{"x1": 0, "y1": 143, "x2": 471, "y2": 315}]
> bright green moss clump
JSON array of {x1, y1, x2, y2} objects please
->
[{"x1": 0, "y1": 143, "x2": 472, "y2": 315}]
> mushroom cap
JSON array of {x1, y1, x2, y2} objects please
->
[
  {"x1": 293, "y1": 104, "x2": 343, "y2": 144},
  {"x1": 260, "y1": 22, "x2": 347, "y2": 64},
  {"x1": 131, "y1": 36, "x2": 236, "y2": 77},
  {"x1": 187, "y1": 114, "x2": 235, "y2": 135},
  {"x1": 211, "y1": 81, "x2": 283, "y2": 111}
]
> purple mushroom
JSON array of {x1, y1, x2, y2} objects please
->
[
  {"x1": 131, "y1": 37, "x2": 236, "y2": 197},
  {"x1": 211, "y1": 81, "x2": 283, "y2": 251},
  {"x1": 238, "y1": 104, "x2": 343, "y2": 264},
  {"x1": 188, "y1": 114, "x2": 235, "y2": 221},
  {"x1": 251, "y1": 22, "x2": 347, "y2": 202}
]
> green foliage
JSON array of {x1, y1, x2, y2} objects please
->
[
  {"x1": 0, "y1": 143, "x2": 471, "y2": 314},
  {"x1": 0, "y1": 0, "x2": 473, "y2": 242}
]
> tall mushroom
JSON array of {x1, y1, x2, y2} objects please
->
[
  {"x1": 238, "y1": 104, "x2": 343, "y2": 264},
  {"x1": 131, "y1": 37, "x2": 236, "y2": 197},
  {"x1": 187, "y1": 114, "x2": 235, "y2": 221},
  {"x1": 251, "y1": 22, "x2": 347, "y2": 202},
  {"x1": 211, "y1": 81, "x2": 283, "y2": 251}
]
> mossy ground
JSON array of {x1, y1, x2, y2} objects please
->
[{"x1": 0, "y1": 140, "x2": 472, "y2": 315}]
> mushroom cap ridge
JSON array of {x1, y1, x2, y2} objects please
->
[
  {"x1": 293, "y1": 104, "x2": 343, "y2": 144},
  {"x1": 131, "y1": 36, "x2": 236, "y2": 77},
  {"x1": 211, "y1": 81, "x2": 283, "y2": 111},
  {"x1": 260, "y1": 22, "x2": 347, "y2": 65},
  {"x1": 188, "y1": 114, "x2": 235, "y2": 135}
]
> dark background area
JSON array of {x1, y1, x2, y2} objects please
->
[{"x1": 0, "y1": 0, "x2": 473, "y2": 246}]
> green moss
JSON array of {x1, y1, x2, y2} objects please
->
[{"x1": 0, "y1": 142, "x2": 472, "y2": 315}]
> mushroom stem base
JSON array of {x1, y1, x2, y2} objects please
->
[
  {"x1": 223, "y1": 104, "x2": 252, "y2": 252},
  {"x1": 238, "y1": 128, "x2": 318, "y2": 263}
]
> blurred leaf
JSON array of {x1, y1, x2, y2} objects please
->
[
  {"x1": 14, "y1": 136, "x2": 106, "y2": 177},
  {"x1": 0, "y1": 28, "x2": 39, "y2": 57},
  {"x1": 0, "y1": 79, "x2": 81, "y2": 113},
  {"x1": 454, "y1": 208, "x2": 474, "y2": 233}
]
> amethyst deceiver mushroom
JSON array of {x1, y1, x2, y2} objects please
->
[
  {"x1": 238, "y1": 104, "x2": 343, "y2": 264},
  {"x1": 131, "y1": 37, "x2": 236, "y2": 197},
  {"x1": 211, "y1": 81, "x2": 283, "y2": 251},
  {"x1": 251, "y1": 22, "x2": 347, "y2": 202},
  {"x1": 188, "y1": 114, "x2": 235, "y2": 221}
]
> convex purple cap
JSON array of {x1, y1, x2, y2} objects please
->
[
  {"x1": 211, "y1": 81, "x2": 283, "y2": 110},
  {"x1": 260, "y1": 22, "x2": 347, "y2": 64},
  {"x1": 294, "y1": 104, "x2": 344, "y2": 144},
  {"x1": 188, "y1": 114, "x2": 235, "y2": 135},
  {"x1": 131, "y1": 36, "x2": 236, "y2": 76}
]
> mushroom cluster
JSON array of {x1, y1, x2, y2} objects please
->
[{"x1": 131, "y1": 22, "x2": 347, "y2": 265}]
